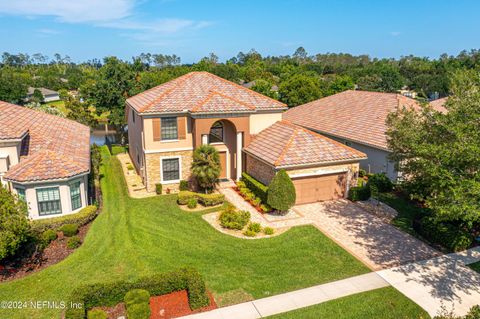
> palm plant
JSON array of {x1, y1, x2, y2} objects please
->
[{"x1": 191, "y1": 145, "x2": 221, "y2": 193}]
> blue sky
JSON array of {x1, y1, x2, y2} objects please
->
[{"x1": 0, "y1": 0, "x2": 478, "y2": 63}]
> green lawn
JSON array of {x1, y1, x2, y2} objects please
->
[
  {"x1": 469, "y1": 261, "x2": 480, "y2": 273},
  {"x1": 0, "y1": 148, "x2": 369, "y2": 318},
  {"x1": 266, "y1": 287, "x2": 430, "y2": 319}
]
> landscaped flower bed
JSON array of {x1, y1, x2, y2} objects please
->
[
  {"x1": 234, "y1": 176, "x2": 272, "y2": 214},
  {"x1": 177, "y1": 191, "x2": 225, "y2": 211},
  {"x1": 217, "y1": 203, "x2": 275, "y2": 238}
]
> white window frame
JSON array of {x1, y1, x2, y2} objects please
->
[
  {"x1": 160, "y1": 156, "x2": 182, "y2": 184},
  {"x1": 36, "y1": 186, "x2": 62, "y2": 216},
  {"x1": 15, "y1": 187, "x2": 26, "y2": 202},
  {"x1": 69, "y1": 180, "x2": 82, "y2": 211}
]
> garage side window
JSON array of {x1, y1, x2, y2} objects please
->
[
  {"x1": 37, "y1": 187, "x2": 62, "y2": 215},
  {"x1": 70, "y1": 181, "x2": 82, "y2": 210}
]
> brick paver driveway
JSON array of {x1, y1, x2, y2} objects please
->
[{"x1": 294, "y1": 200, "x2": 440, "y2": 270}]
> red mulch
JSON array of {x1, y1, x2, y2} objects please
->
[
  {"x1": 232, "y1": 186, "x2": 265, "y2": 214},
  {"x1": 0, "y1": 223, "x2": 91, "y2": 282},
  {"x1": 149, "y1": 290, "x2": 217, "y2": 319}
]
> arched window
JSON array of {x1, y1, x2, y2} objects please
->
[{"x1": 209, "y1": 121, "x2": 224, "y2": 143}]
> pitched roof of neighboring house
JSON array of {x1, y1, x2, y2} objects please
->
[
  {"x1": 127, "y1": 71, "x2": 286, "y2": 114},
  {"x1": 27, "y1": 87, "x2": 59, "y2": 97},
  {"x1": 0, "y1": 101, "x2": 90, "y2": 182},
  {"x1": 283, "y1": 90, "x2": 432, "y2": 151},
  {"x1": 429, "y1": 97, "x2": 448, "y2": 113},
  {"x1": 243, "y1": 120, "x2": 367, "y2": 168}
]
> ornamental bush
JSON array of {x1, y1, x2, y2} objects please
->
[
  {"x1": 219, "y1": 206, "x2": 250, "y2": 230},
  {"x1": 241, "y1": 173, "x2": 269, "y2": 203},
  {"x1": 177, "y1": 191, "x2": 224, "y2": 207},
  {"x1": 59, "y1": 223, "x2": 79, "y2": 237},
  {"x1": 243, "y1": 229, "x2": 257, "y2": 237},
  {"x1": 67, "y1": 236, "x2": 82, "y2": 249},
  {"x1": 0, "y1": 185, "x2": 30, "y2": 261},
  {"x1": 155, "y1": 183, "x2": 162, "y2": 195},
  {"x1": 187, "y1": 198, "x2": 198, "y2": 209},
  {"x1": 41, "y1": 229, "x2": 58, "y2": 248},
  {"x1": 348, "y1": 186, "x2": 371, "y2": 201},
  {"x1": 263, "y1": 227, "x2": 275, "y2": 235},
  {"x1": 367, "y1": 173, "x2": 393, "y2": 193},
  {"x1": 419, "y1": 216, "x2": 473, "y2": 252},
  {"x1": 191, "y1": 145, "x2": 221, "y2": 192},
  {"x1": 124, "y1": 289, "x2": 151, "y2": 319},
  {"x1": 87, "y1": 309, "x2": 108, "y2": 319},
  {"x1": 267, "y1": 170, "x2": 296, "y2": 212},
  {"x1": 247, "y1": 222, "x2": 262, "y2": 233},
  {"x1": 179, "y1": 180, "x2": 189, "y2": 191}
]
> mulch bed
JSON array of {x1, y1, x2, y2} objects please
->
[
  {"x1": 232, "y1": 186, "x2": 267, "y2": 214},
  {"x1": 149, "y1": 290, "x2": 217, "y2": 319},
  {"x1": 0, "y1": 223, "x2": 91, "y2": 282}
]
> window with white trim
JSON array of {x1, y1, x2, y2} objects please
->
[
  {"x1": 37, "y1": 187, "x2": 62, "y2": 215},
  {"x1": 70, "y1": 181, "x2": 82, "y2": 210},
  {"x1": 162, "y1": 158, "x2": 180, "y2": 181},
  {"x1": 161, "y1": 117, "x2": 178, "y2": 140}
]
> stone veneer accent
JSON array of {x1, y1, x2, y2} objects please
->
[
  {"x1": 145, "y1": 150, "x2": 193, "y2": 193},
  {"x1": 245, "y1": 154, "x2": 276, "y2": 185}
]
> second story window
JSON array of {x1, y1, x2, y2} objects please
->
[
  {"x1": 161, "y1": 117, "x2": 178, "y2": 140},
  {"x1": 209, "y1": 121, "x2": 224, "y2": 143}
]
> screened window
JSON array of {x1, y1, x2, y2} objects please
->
[
  {"x1": 161, "y1": 117, "x2": 178, "y2": 140},
  {"x1": 15, "y1": 188, "x2": 26, "y2": 202},
  {"x1": 162, "y1": 158, "x2": 180, "y2": 181},
  {"x1": 37, "y1": 187, "x2": 62, "y2": 215},
  {"x1": 209, "y1": 121, "x2": 224, "y2": 143},
  {"x1": 70, "y1": 181, "x2": 82, "y2": 210}
]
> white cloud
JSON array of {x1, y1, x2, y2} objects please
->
[
  {"x1": 101, "y1": 18, "x2": 212, "y2": 34},
  {"x1": 0, "y1": 0, "x2": 134, "y2": 23},
  {"x1": 390, "y1": 31, "x2": 401, "y2": 37},
  {"x1": 37, "y1": 28, "x2": 61, "y2": 35}
]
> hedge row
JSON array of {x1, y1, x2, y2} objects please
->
[
  {"x1": 65, "y1": 268, "x2": 209, "y2": 319},
  {"x1": 177, "y1": 191, "x2": 224, "y2": 207},
  {"x1": 241, "y1": 172, "x2": 268, "y2": 203},
  {"x1": 417, "y1": 216, "x2": 473, "y2": 252},
  {"x1": 347, "y1": 186, "x2": 371, "y2": 201},
  {"x1": 30, "y1": 205, "x2": 98, "y2": 234}
]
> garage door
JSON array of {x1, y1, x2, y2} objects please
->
[{"x1": 292, "y1": 173, "x2": 347, "y2": 205}]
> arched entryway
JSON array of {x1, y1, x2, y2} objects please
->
[{"x1": 207, "y1": 119, "x2": 236, "y2": 180}]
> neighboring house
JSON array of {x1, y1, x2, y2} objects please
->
[
  {"x1": 429, "y1": 96, "x2": 448, "y2": 113},
  {"x1": 0, "y1": 101, "x2": 90, "y2": 219},
  {"x1": 243, "y1": 121, "x2": 366, "y2": 204},
  {"x1": 283, "y1": 90, "x2": 445, "y2": 180},
  {"x1": 126, "y1": 71, "x2": 366, "y2": 204},
  {"x1": 26, "y1": 87, "x2": 60, "y2": 102}
]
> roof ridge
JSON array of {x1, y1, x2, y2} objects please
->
[
  {"x1": 274, "y1": 123, "x2": 299, "y2": 166},
  {"x1": 191, "y1": 91, "x2": 216, "y2": 112},
  {"x1": 203, "y1": 71, "x2": 287, "y2": 107},
  {"x1": 211, "y1": 90, "x2": 257, "y2": 110},
  {"x1": 138, "y1": 72, "x2": 195, "y2": 112}
]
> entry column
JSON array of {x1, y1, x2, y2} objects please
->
[{"x1": 236, "y1": 132, "x2": 243, "y2": 180}]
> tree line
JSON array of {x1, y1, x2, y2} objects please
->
[{"x1": 2, "y1": 48, "x2": 480, "y2": 125}]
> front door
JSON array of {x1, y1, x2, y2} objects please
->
[{"x1": 219, "y1": 152, "x2": 227, "y2": 179}]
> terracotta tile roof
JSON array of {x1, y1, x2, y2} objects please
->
[
  {"x1": 0, "y1": 101, "x2": 90, "y2": 182},
  {"x1": 283, "y1": 90, "x2": 423, "y2": 150},
  {"x1": 429, "y1": 97, "x2": 448, "y2": 113},
  {"x1": 127, "y1": 71, "x2": 286, "y2": 114},
  {"x1": 244, "y1": 121, "x2": 366, "y2": 168}
]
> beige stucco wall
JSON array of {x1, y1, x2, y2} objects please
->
[
  {"x1": 249, "y1": 112, "x2": 283, "y2": 135},
  {"x1": 143, "y1": 116, "x2": 194, "y2": 151},
  {"x1": 12, "y1": 174, "x2": 89, "y2": 220},
  {"x1": 144, "y1": 150, "x2": 193, "y2": 193}
]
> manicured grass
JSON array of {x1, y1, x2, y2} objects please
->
[
  {"x1": 469, "y1": 261, "x2": 480, "y2": 273},
  {"x1": 266, "y1": 287, "x2": 430, "y2": 319},
  {"x1": 111, "y1": 145, "x2": 127, "y2": 155},
  {"x1": 375, "y1": 192, "x2": 426, "y2": 235},
  {"x1": 0, "y1": 148, "x2": 369, "y2": 318}
]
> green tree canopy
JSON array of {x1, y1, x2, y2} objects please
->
[
  {"x1": 267, "y1": 169, "x2": 296, "y2": 212},
  {"x1": 191, "y1": 145, "x2": 221, "y2": 192},
  {"x1": 279, "y1": 73, "x2": 322, "y2": 107},
  {"x1": 0, "y1": 186, "x2": 30, "y2": 261},
  {"x1": 387, "y1": 70, "x2": 480, "y2": 225}
]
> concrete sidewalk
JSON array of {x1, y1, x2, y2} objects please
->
[
  {"x1": 378, "y1": 247, "x2": 480, "y2": 317},
  {"x1": 178, "y1": 273, "x2": 388, "y2": 319}
]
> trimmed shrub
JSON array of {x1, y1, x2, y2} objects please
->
[
  {"x1": 219, "y1": 206, "x2": 250, "y2": 230},
  {"x1": 260, "y1": 204, "x2": 272, "y2": 213},
  {"x1": 247, "y1": 222, "x2": 262, "y2": 233},
  {"x1": 65, "y1": 268, "x2": 209, "y2": 319},
  {"x1": 187, "y1": 198, "x2": 198, "y2": 209},
  {"x1": 243, "y1": 230, "x2": 257, "y2": 237},
  {"x1": 267, "y1": 170, "x2": 296, "y2": 212},
  {"x1": 59, "y1": 224, "x2": 79, "y2": 237},
  {"x1": 241, "y1": 173, "x2": 268, "y2": 203},
  {"x1": 41, "y1": 229, "x2": 57, "y2": 245},
  {"x1": 125, "y1": 289, "x2": 151, "y2": 319},
  {"x1": 179, "y1": 180, "x2": 189, "y2": 191},
  {"x1": 252, "y1": 197, "x2": 261, "y2": 206},
  {"x1": 358, "y1": 169, "x2": 367, "y2": 178},
  {"x1": 127, "y1": 164, "x2": 134, "y2": 171},
  {"x1": 236, "y1": 180, "x2": 246, "y2": 189},
  {"x1": 419, "y1": 217, "x2": 473, "y2": 252},
  {"x1": 87, "y1": 309, "x2": 108, "y2": 319},
  {"x1": 177, "y1": 191, "x2": 224, "y2": 207},
  {"x1": 155, "y1": 183, "x2": 162, "y2": 195},
  {"x1": 367, "y1": 173, "x2": 393, "y2": 193},
  {"x1": 67, "y1": 236, "x2": 82, "y2": 249},
  {"x1": 30, "y1": 205, "x2": 97, "y2": 234},
  {"x1": 263, "y1": 227, "x2": 274, "y2": 235},
  {"x1": 348, "y1": 186, "x2": 371, "y2": 201}
]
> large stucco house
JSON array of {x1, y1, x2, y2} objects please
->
[
  {"x1": 0, "y1": 101, "x2": 90, "y2": 219},
  {"x1": 284, "y1": 90, "x2": 446, "y2": 181},
  {"x1": 126, "y1": 71, "x2": 366, "y2": 204}
]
